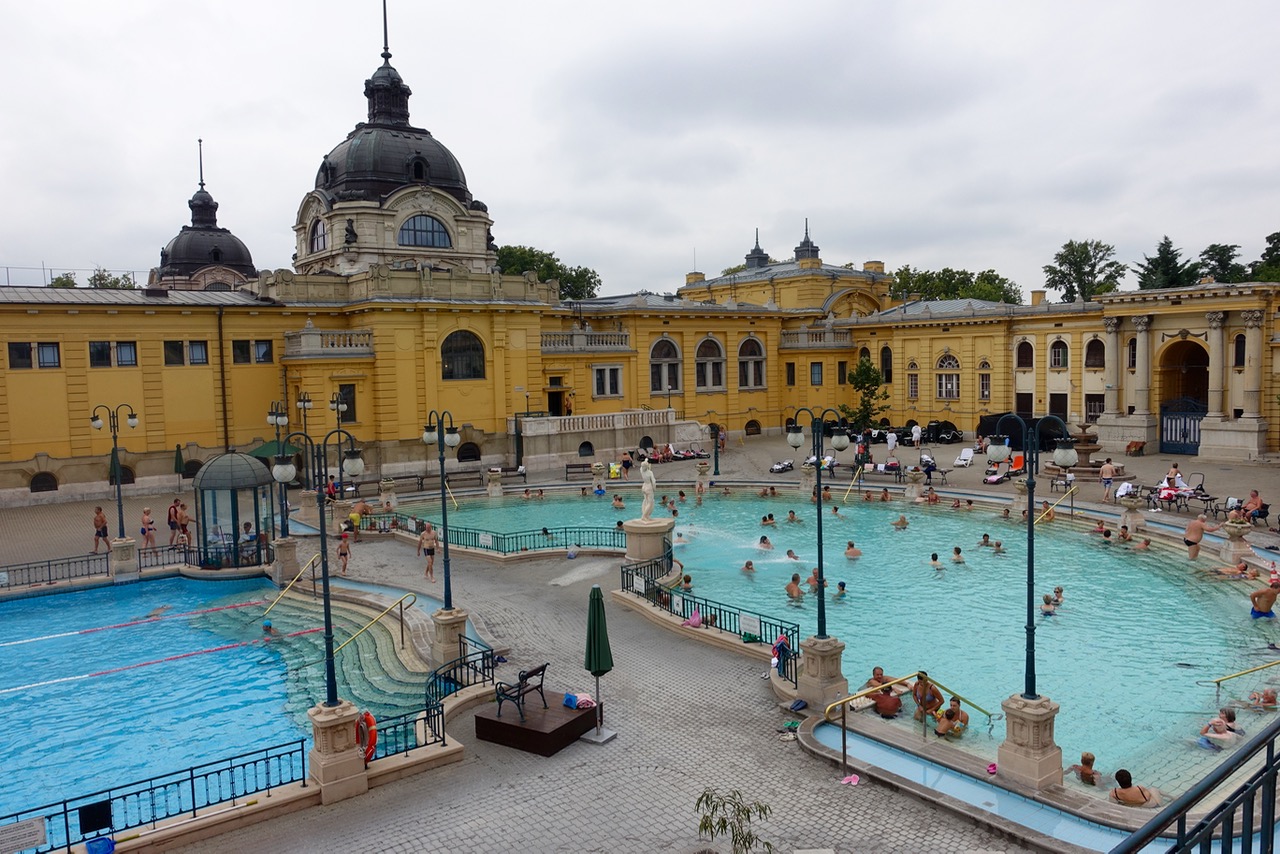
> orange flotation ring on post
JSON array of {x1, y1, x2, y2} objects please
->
[{"x1": 355, "y1": 710, "x2": 377, "y2": 764}]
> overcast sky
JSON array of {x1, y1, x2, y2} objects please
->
[{"x1": 3, "y1": 1, "x2": 1277, "y2": 299}]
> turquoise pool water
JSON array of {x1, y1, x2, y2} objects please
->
[
  {"x1": 404, "y1": 489, "x2": 1277, "y2": 796},
  {"x1": 0, "y1": 577, "x2": 435, "y2": 817}
]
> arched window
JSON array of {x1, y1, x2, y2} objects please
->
[
  {"x1": 907, "y1": 360, "x2": 919, "y2": 399},
  {"x1": 441, "y1": 330, "x2": 485, "y2": 380},
  {"x1": 1016, "y1": 341, "x2": 1034, "y2": 369},
  {"x1": 880, "y1": 346, "x2": 893, "y2": 383},
  {"x1": 1127, "y1": 338, "x2": 1137, "y2": 369},
  {"x1": 456, "y1": 442, "x2": 481, "y2": 463},
  {"x1": 30, "y1": 472, "x2": 57, "y2": 492},
  {"x1": 578, "y1": 441, "x2": 594, "y2": 457},
  {"x1": 1050, "y1": 339, "x2": 1069, "y2": 369},
  {"x1": 1085, "y1": 339, "x2": 1105, "y2": 368},
  {"x1": 695, "y1": 338, "x2": 725, "y2": 390},
  {"x1": 744, "y1": 419, "x2": 762, "y2": 435},
  {"x1": 397, "y1": 215, "x2": 452, "y2": 248},
  {"x1": 859, "y1": 346, "x2": 871, "y2": 363},
  {"x1": 936, "y1": 354, "x2": 960, "y2": 400},
  {"x1": 738, "y1": 338, "x2": 765, "y2": 389},
  {"x1": 183, "y1": 460, "x2": 203, "y2": 479},
  {"x1": 649, "y1": 339, "x2": 681, "y2": 393},
  {"x1": 1234, "y1": 333, "x2": 1247, "y2": 368},
  {"x1": 978, "y1": 359, "x2": 992, "y2": 400},
  {"x1": 203, "y1": 282, "x2": 231, "y2": 291},
  {"x1": 309, "y1": 220, "x2": 328, "y2": 253},
  {"x1": 109, "y1": 465, "x2": 136, "y2": 486},
  {"x1": 409, "y1": 158, "x2": 429, "y2": 182}
]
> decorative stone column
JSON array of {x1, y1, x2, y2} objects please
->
[
  {"x1": 998, "y1": 694, "x2": 1063, "y2": 790},
  {"x1": 591, "y1": 462, "x2": 607, "y2": 494},
  {"x1": 1220, "y1": 520, "x2": 1254, "y2": 564},
  {"x1": 295, "y1": 490, "x2": 321, "y2": 529},
  {"x1": 1102, "y1": 317, "x2": 1122, "y2": 415},
  {"x1": 110, "y1": 537, "x2": 139, "y2": 578},
  {"x1": 431, "y1": 607, "x2": 470, "y2": 668},
  {"x1": 1131, "y1": 315, "x2": 1152, "y2": 416},
  {"x1": 1242, "y1": 310, "x2": 1265, "y2": 418},
  {"x1": 1117, "y1": 496, "x2": 1147, "y2": 532},
  {"x1": 271, "y1": 536, "x2": 300, "y2": 587},
  {"x1": 799, "y1": 462, "x2": 816, "y2": 501},
  {"x1": 307, "y1": 699, "x2": 368, "y2": 804},
  {"x1": 903, "y1": 468, "x2": 926, "y2": 502},
  {"x1": 378, "y1": 477, "x2": 399, "y2": 512},
  {"x1": 1013, "y1": 478, "x2": 1029, "y2": 505},
  {"x1": 485, "y1": 469, "x2": 503, "y2": 498},
  {"x1": 797, "y1": 635, "x2": 849, "y2": 711},
  {"x1": 1205, "y1": 311, "x2": 1226, "y2": 419}
]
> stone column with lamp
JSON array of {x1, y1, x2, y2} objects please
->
[
  {"x1": 422, "y1": 417, "x2": 473, "y2": 667},
  {"x1": 485, "y1": 468, "x2": 503, "y2": 498}
]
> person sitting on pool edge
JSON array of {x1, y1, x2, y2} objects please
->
[
  {"x1": 1110, "y1": 769, "x2": 1161, "y2": 807},
  {"x1": 912, "y1": 671, "x2": 944, "y2": 721}
]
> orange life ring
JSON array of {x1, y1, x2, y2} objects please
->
[{"x1": 355, "y1": 710, "x2": 377, "y2": 764}]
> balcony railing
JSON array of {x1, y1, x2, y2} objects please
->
[
  {"x1": 779, "y1": 329, "x2": 852, "y2": 349},
  {"x1": 540, "y1": 330, "x2": 632, "y2": 353},
  {"x1": 283, "y1": 327, "x2": 374, "y2": 359}
]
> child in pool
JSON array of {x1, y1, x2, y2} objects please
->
[
  {"x1": 1040, "y1": 594, "x2": 1057, "y2": 616},
  {"x1": 1066, "y1": 751, "x2": 1100, "y2": 786}
]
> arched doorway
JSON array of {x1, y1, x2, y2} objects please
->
[{"x1": 1158, "y1": 340, "x2": 1209, "y2": 455}]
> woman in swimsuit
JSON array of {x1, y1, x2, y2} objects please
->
[
  {"x1": 912, "y1": 672, "x2": 943, "y2": 720},
  {"x1": 1110, "y1": 769, "x2": 1160, "y2": 806}
]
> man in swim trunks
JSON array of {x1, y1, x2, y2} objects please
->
[
  {"x1": 417, "y1": 522, "x2": 438, "y2": 581},
  {"x1": 91, "y1": 507, "x2": 111, "y2": 553},
  {"x1": 1098, "y1": 458, "x2": 1116, "y2": 503},
  {"x1": 872, "y1": 686, "x2": 902, "y2": 719},
  {"x1": 1183, "y1": 515, "x2": 1221, "y2": 560},
  {"x1": 785, "y1": 573, "x2": 804, "y2": 599},
  {"x1": 1250, "y1": 582, "x2": 1280, "y2": 619},
  {"x1": 912, "y1": 672, "x2": 943, "y2": 720},
  {"x1": 167, "y1": 498, "x2": 182, "y2": 545}
]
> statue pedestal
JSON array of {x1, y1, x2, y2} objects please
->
[
  {"x1": 307, "y1": 699, "x2": 368, "y2": 804},
  {"x1": 486, "y1": 470, "x2": 503, "y2": 498},
  {"x1": 797, "y1": 635, "x2": 849, "y2": 711},
  {"x1": 591, "y1": 462, "x2": 607, "y2": 495},
  {"x1": 431, "y1": 607, "x2": 470, "y2": 668},
  {"x1": 997, "y1": 694, "x2": 1062, "y2": 791},
  {"x1": 110, "y1": 537, "x2": 139, "y2": 578},
  {"x1": 902, "y1": 470, "x2": 925, "y2": 502},
  {"x1": 1118, "y1": 497, "x2": 1147, "y2": 532},
  {"x1": 1221, "y1": 521, "x2": 1254, "y2": 564},
  {"x1": 623, "y1": 518, "x2": 675, "y2": 564},
  {"x1": 272, "y1": 536, "x2": 300, "y2": 587},
  {"x1": 378, "y1": 478, "x2": 398, "y2": 512},
  {"x1": 799, "y1": 463, "x2": 816, "y2": 501},
  {"x1": 295, "y1": 491, "x2": 321, "y2": 529}
]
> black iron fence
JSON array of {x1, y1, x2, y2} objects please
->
[
  {"x1": 363, "y1": 513, "x2": 625, "y2": 557},
  {"x1": 0, "y1": 553, "x2": 109, "y2": 590},
  {"x1": 0, "y1": 740, "x2": 306, "y2": 852},
  {"x1": 423, "y1": 636, "x2": 496, "y2": 711},
  {"x1": 1111, "y1": 714, "x2": 1280, "y2": 852},
  {"x1": 368, "y1": 705, "x2": 447, "y2": 761}
]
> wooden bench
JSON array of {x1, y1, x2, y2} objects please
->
[
  {"x1": 351, "y1": 474, "x2": 425, "y2": 497},
  {"x1": 565, "y1": 462, "x2": 594, "y2": 480},
  {"x1": 444, "y1": 469, "x2": 484, "y2": 488},
  {"x1": 495, "y1": 662, "x2": 550, "y2": 722},
  {"x1": 497, "y1": 466, "x2": 526, "y2": 483}
]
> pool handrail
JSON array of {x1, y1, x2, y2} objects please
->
[
  {"x1": 845, "y1": 465, "x2": 864, "y2": 499},
  {"x1": 824, "y1": 671, "x2": 993, "y2": 719},
  {"x1": 260, "y1": 552, "x2": 322, "y2": 621},
  {"x1": 1207, "y1": 656, "x2": 1280, "y2": 685},
  {"x1": 1035, "y1": 486, "x2": 1077, "y2": 525},
  {"x1": 329, "y1": 592, "x2": 418, "y2": 657}
]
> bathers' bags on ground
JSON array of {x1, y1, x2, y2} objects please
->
[{"x1": 741, "y1": 632, "x2": 762, "y2": 644}]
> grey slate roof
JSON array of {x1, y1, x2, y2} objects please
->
[
  {"x1": 0, "y1": 286, "x2": 268, "y2": 307},
  {"x1": 695, "y1": 261, "x2": 890, "y2": 287}
]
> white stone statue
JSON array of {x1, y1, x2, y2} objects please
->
[{"x1": 640, "y1": 458, "x2": 657, "y2": 521}]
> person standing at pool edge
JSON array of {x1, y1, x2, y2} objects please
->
[
  {"x1": 417, "y1": 521, "x2": 438, "y2": 582},
  {"x1": 337, "y1": 532, "x2": 351, "y2": 576},
  {"x1": 1183, "y1": 514, "x2": 1221, "y2": 560},
  {"x1": 91, "y1": 506, "x2": 110, "y2": 553}
]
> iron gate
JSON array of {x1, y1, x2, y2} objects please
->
[{"x1": 1160, "y1": 398, "x2": 1207, "y2": 455}]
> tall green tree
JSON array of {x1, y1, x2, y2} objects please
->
[
  {"x1": 838, "y1": 357, "x2": 890, "y2": 432},
  {"x1": 1250, "y1": 231, "x2": 1280, "y2": 281},
  {"x1": 495, "y1": 245, "x2": 601, "y2": 300},
  {"x1": 1133, "y1": 235, "x2": 1200, "y2": 290},
  {"x1": 87, "y1": 267, "x2": 136, "y2": 289},
  {"x1": 1042, "y1": 239, "x2": 1126, "y2": 302},
  {"x1": 890, "y1": 265, "x2": 1021, "y2": 304},
  {"x1": 47, "y1": 272, "x2": 77, "y2": 288},
  {"x1": 1198, "y1": 244, "x2": 1248, "y2": 283}
]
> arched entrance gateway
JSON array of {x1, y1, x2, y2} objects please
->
[{"x1": 1158, "y1": 339, "x2": 1209, "y2": 455}]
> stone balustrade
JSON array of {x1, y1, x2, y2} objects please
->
[{"x1": 779, "y1": 329, "x2": 852, "y2": 349}]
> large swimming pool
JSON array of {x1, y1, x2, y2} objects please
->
[
  {"x1": 404, "y1": 488, "x2": 1277, "y2": 796},
  {"x1": 0, "y1": 577, "x2": 432, "y2": 818}
]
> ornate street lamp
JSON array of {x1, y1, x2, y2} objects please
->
[
  {"x1": 295, "y1": 391, "x2": 314, "y2": 486},
  {"x1": 91, "y1": 403, "x2": 139, "y2": 539},
  {"x1": 267, "y1": 401, "x2": 290, "y2": 537},
  {"x1": 328, "y1": 392, "x2": 350, "y2": 495},
  {"x1": 423, "y1": 414, "x2": 462, "y2": 609},
  {"x1": 786, "y1": 409, "x2": 851, "y2": 638}
]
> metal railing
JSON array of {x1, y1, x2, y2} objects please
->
[
  {"x1": 0, "y1": 740, "x2": 306, "y2": 852},
  {"x1": 372, "y1": 514, "x2": 626, "y2": 556},
  {"x1": 138, "y1": 544, "x2": 195, "y2": 569},
  {"x1": 420, "y1": 636, "x2": 496, "y2": 736},
  {"x1": 619, "y1": 551, "x2": 801, "y2": 686},
  {"x1": 0, "y1": 553, "x2": 109, "y2": 589},
  {"x1": 367, "y1": 704, "x2": 447, "y2": 762},
  {"x1": 1111, "y1": 714, "x2": 1280, "y2": 853}
]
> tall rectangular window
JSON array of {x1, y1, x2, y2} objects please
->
[
  {"x1": 254, "y1": 340, "x2": 274, "y2": 363},
  {"x1": 7, "y1": 342, "x2": 32, "y2": 369},
  {"x1": 936, "y1": 373, "x2": 960, "y2": 399},
  {"x1": 785, "y1": 362, "x2": 796, "y2": 386},
  {"x1": 116, "y1": 341, "x2": 138, "y2": 367},
  {"x1": 979, "y1": 373, "x2": 991, "y2": 400},
  {"x1": 810, "y1": 362, "x2": 823, "y2": 386},
  {"x1": 594, "y1": 365, "x2": 621, "y2": 397},
  {"x1": 337, "y1": 383, "x2": 356, "y2": 423},
  {"x1": 164, "y1": 340, "x2": 186, "y2": 366},
  {"x1": 188, "y1": 341, "x2": 208, "y2": 365},
  {"x1": 232, "y1": 340, "x2": 252, "y2": 363},
  {"x1": 89, "y1": 341, "x2": 113, "y2": 368},
  {"x1": 837, "y1": 360, "x2": 848, "y2": 385},
  {"x1": 907, "y1": 373, "x2": 919, "y2": 399},
  {"x1": 1085, "y1": 393, "x2": 1105, "y2": 422},
  {"x1": 37, "y1": 343, "x2": 60, "y2": 368}
]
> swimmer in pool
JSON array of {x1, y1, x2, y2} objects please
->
[
  {"x1": 993, "y1": 540, "x2": 1006, "y2": 555},
  {"x1": 951, "y1": 546, "x2": 965, "y2": 564},
  {"x1": 786, "y1": 510, "x2": 802, "y2": 523},
  {"x1": 929, "y1": 553, "x2": 944, "y2": 570},
  {"x1": 759, "y1": 535, "x2": 774, "y2": 550},
  {"x1": 741, "y1": 560, "x2": 755, "y2": 573},
  {"x1": 892, "y1": 515, "x2": 909, "y2": 530},
  {"x1": 1001, "y1": 507, "x2": 1011, "y2": 520},
  {"x1": 832, "y1": 581, "x2": 847, "y2": 600},
  {"x1": 1067, "y1": 752, "x2": 1101, "y2": 786},
  {"x1": 761, "y1": 514, "x2": 776, "y2": 527},
  {"x1": 1250, "y1": 582, "x2": 1280, "y2": 619},
  {"x1": 1135, "y1": 538, "x2": 1151, "y2": 550},
  {"x1": 880, "y1": 488, "x2": 890, "y2": 502},
  {"x1": 146, "y1": 605, "x2": 171, "y2": 619},
  {"x1": 1052, "y1": 586, "x2": 1065, "y2": 605},
  {"x1": 1040, "y1": 594, "x2": 1057, "y2": 616},
  {"x1": 845, "y1": 540, "x2": 861, "y2": 559},
  {"x1": 612, "y1": 494, "x2": 625, "y2": 509},
  {"x1": 785, "y1": 573, "x2": 804, "y2": 599},
  {"x1": 785, "y1": 549, "x2": 800, "y2": 560},
  {"x1": 912, "y1": 671, "x2": 943, "y2": 720},
  {"x1": 1249, "y1": 688, "x2": 1278, "y2": 710},
  {"x1": 978, "y1": 533, "x2": 992, "y2": 548},
  {"x1": 262, "y1": 619, "x2": 280, "y2": 637}
]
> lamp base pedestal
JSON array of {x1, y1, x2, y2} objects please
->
[
  {"x1": 271, "y1": 537, "x2": 299, "y2": 586},
  {"x1": 996, "y1": 693, "x2": 1062, "y2": 791},
  {"x1": 110, "y1": 537, "x2": 139, "y2": 578},
  {"x1": 431, "y1": 607, "x2": 470, "y2": 668},
  {"x1": 796, "y1": 635, "x2": 849, "y2": 711},
  {"x1": 307, "y1": 699, "x2": 368, "y2": 804}
]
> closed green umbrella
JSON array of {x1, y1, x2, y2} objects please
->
[
  {"x1": 173, "y1": 444, "x2": 185, "y2": 490},
  {"x1": 582, "y1": 584, "x2": 616, "y2": 743}
]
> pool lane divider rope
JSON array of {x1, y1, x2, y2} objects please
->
[
  {"x1": 0, "y1": 627, "x2": 322, "y2": 695},
  {"x1": 0, "y1": 600, "x2": 268, "y2": 648}
]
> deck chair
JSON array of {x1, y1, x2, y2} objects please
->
[
  {"x1": 1253, "y1": 504, "x2": 1271, "y2": 526},
  {"x1": 954, "y1": 448, "x2": 974, "y2": 468}
]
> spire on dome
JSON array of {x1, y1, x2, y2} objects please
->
[
  {"x1": 364, "y1": 0, "x2": 412, "y2": 126},
  {"x1": 188, "y1": 138, "x2": 218, "y2": 228}
]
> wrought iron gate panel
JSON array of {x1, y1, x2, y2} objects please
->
[{"x1": 1160, "y1": 398, "x2": 1207, "y2": 455}]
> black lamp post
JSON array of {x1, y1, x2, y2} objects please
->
[
  {"x1": 985, "y1": 415, "x2": 1076, "y2": 700},
  {"x1": 786, "y1": 408, "x2": 850, "y2": 638},
  {"x1": 91, "y1": 403, "x2": 138, "y2": 539},
  {"x1": 423, "y1": 413, "x2": 461, "y2": 609},
  {"x1": 295, "y1": 391, "x2": 313, "y2": 486},
  {"x1": 267, "y1": 401, "x2": 290, "y2": 537},
  {"x1": 328, "y1": 392, "x2": 348, "y2": 496},
  {"x1": 271, "y1": 428, "x2": 364, "y2": 707}
]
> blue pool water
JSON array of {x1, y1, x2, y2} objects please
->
[
  {"x1": 0, "y1": 577, "x2": 436, "y2": 817},
  {"x1": 406, "y1": 490, "x2": 1276, "y2": 795}
]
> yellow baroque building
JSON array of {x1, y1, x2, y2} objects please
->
[{"x1": 2, "y1": 44, "x2": 1277, "y2": 505}]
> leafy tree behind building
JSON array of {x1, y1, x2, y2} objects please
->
[
  {"x1": 891, "y1": 266, "x2": 1021, "y2": 304},
  {"x1": 495, "y1": 245, "x2": 601, "y2": 301},
  {"x1": 1133, "y1": 236, "x2": 1201, "y2": 290},
  {"x1": 1042, "y1": 239, "x2": 1127, "y2": 302}
]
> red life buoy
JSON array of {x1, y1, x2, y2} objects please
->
[{"x1": 355, "y1": 710, "x2": 377, "y2": 764}]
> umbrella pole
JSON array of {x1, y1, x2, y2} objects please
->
[{"x1": 594, "y1": 674, "x2": 602, "y2": 734}]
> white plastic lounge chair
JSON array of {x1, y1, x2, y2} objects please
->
[{"x1": 954, "y1": 448, "x2": 974, "y2": 468}]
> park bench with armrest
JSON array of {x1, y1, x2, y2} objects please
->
[
  {"x1": 495, "y1": 662, "x2": 550, "y2": 722},
  {"x1": 498, "y1": 466, "x2": 527, "y2": 483},
  {"x1": 444, "y1": 469, "x2": 484, "y2": 488},
  {"x1": 565, "y1": 462, "x2": 594, "y2": 480}
]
